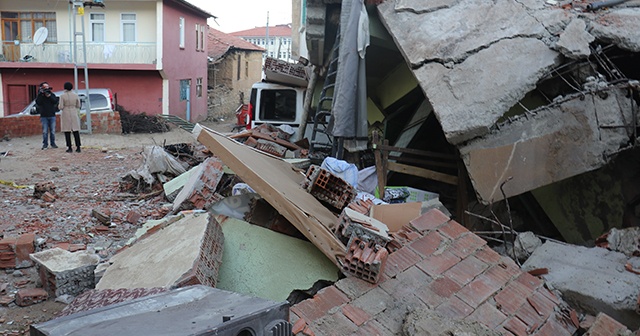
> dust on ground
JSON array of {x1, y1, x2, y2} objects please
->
[{"x1": 0, "y1": 120, "x2": 234, "y2": 335}]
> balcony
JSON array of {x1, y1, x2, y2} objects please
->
[{"x1": 0, "y1": 41, "x2": 156, "y2": 65}]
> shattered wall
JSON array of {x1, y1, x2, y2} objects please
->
[{"x1": 377, "y1": 0, "x2": 640, "y2": 203}]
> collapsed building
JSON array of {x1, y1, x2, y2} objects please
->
[{"x1": 298, "y1": 0, "x2": 640, "y2": 245}]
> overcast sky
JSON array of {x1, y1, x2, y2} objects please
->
[{"x1": 186, "y1": 0, "x2": 293, "y2": 33}]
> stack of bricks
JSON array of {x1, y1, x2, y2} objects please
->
[
  {"x1": 264, "y1": 57, "x2": 307, "y2": 80},
  {"x1": 194, "y1": 214, "x2": 224, "y2": 287},
  {"x1": 30, "y1": 248, "x2": 100, "y2": 298},
  {"x1": 302, "y1": 165, "x2": 356, "y2": 211},
  {"x1": 0, "y1": 233, "x2": 35, "y2": 269}
]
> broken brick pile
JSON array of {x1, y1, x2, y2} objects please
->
[
  {"x1": 0, "y1": 233, "x2": 35, "y2": 269},
  {"x1": 290, "y1": 209, "x2": 580, "y2": 335}
]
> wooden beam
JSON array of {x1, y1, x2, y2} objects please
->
[
  {"x1": 194, "y1": 125, "x2": 346, "y2": 265},
  {"x1": 387, "y1": 162, "x2": 458, "y2": 185}
]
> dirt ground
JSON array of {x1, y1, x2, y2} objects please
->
[{"x1": 0, "y1": 121, "x2": 233, "y2": 335}]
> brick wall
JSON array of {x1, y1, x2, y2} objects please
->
[{"x1": 0, "y1": 112, "x2": 122, "y2": 138}]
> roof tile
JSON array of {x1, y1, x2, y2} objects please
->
[
  {"x1": 437, "y1": 220, "x2": 468, "y2": 239},
  {"x1": 444, "y1": 255, "x2": 489, "y2": 286},
  {"x1": 466, "y1": 302, "x2": 508, "y2": 330},
  {"x1": 208, "y1": 28, "x2": 263, "y2": 59},
  {"x1": 429, "y1": 276, "x2": 462, "y2": 298},
  {"x1": 384, "y1": 246, "x2": 422, "y2": 278},
  {"x1": 229, "y1": 24, "x2": 292, "y2": 37},
  {"x1": 409, "y1": 208, "x2": 449, "y2": 233},
  {"x1": 448, "y1": 233, "x2": 487, "y2": 259},
  {"x1": 502, "y1": 317, "x2": 530, "y2": 336},
  {"x1": 341, "y1": 304, "x2": 371, "y2": 326},
  {"x1": 456, "y1": 274, "x2": 503, "y2": 308},
  {"x1": 416, "y1": 250, "x2": 461, "y2": 277},
  {"x1": 494, "y1": 280, "x2": 534, "y2": 316},
  {"x1": 409, "y1": 230, "x2": 446, "y2": 258},
  {"x1": 435, "y1": 295, "x2": 474, "y2": 320}
]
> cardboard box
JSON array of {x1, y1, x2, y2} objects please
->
[{"x1": 370, "y1": 202, "x2": 422, "y2": 232}]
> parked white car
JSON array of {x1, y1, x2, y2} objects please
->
[{"x1": 18, "y1": 88, "x2": 115, "y2": 115}]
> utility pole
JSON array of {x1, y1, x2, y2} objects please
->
[{"x1": 69, "y1": 1, "x2": 104, "y2": 134}]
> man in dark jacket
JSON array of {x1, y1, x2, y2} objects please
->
[{"x1": 36, "y1": 82, "x2": 59, "y2": 149}]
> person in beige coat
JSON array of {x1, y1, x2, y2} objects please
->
[{"x1": 58, "y1": 82, "x2": 82, "y2": 153}]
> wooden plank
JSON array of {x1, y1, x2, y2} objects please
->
[
  {"x1": 373, "y1": 132, "x2": 387, "y2": 198},
  {"x1": 386, "y1": 154, "x2": 459, "y2": 169},
  {"x1": 377, "y1": 144, "x2": 458, "y2": 161},
  {"x1": 194, "y1": 125, "x2": 346, "y2": 265},
  {"x1": 387, "y1": 162, "x2": 458, "y2": 185}
]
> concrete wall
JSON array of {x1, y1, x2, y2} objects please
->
[{"x1": 161, "y1": 1, "x2": 209, "y2": 122}]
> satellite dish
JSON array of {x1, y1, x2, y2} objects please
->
[{"x1": 33, "y1": 27, "x2": 48, "y2": 46}]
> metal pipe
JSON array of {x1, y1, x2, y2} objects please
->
[{"x1": 587, "y1": 0, "x2": 630, "y2": 11}]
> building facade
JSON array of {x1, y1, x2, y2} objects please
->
[
  {"x1": 229, "y1": 24, "x2": 293, "y2": 62},
  {"x1": 0, "y1": 0, "x2": 211, "y2": 122},
  {"x1": 207, "y1": 28, "x2": 263, "y2": 120}
]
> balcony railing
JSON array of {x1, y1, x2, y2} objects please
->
[{"x1": 0, "y1": 41, "x2": 156, "y2": 64}]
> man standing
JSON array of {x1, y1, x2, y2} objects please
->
[{"x1": 36, "y1": 82, "x2": 59, "y2": 150}]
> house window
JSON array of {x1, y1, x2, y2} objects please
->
[
  {"x1": 199, "y1": 25, "x2": 204, "y2": 51},
  {"x1": 237, "y1": 55, "x2": 241, "y2": 81},
  {"x1": 179, "y1": 17, "x2": 185, "y2": 48},
  {"x1": 180, "y1": 79, "x2": 190, "y2": 101},
  {"x1": 196, "y1": 78, "x2": 202, "y2": 98},
  {"x1": 1, "y1": 12, "x2": 57, "y2": 43},
  {"x1": 195, "y1": 24, "x2": 205, "y2": 51},
  {"x1": 270, "y1": 38, "x2": 274, "y2": 45},
  {"x1": 120, "y1": 13, "x2": 136, "y2": 42},
  {"x1": 245, "y1": 61, "x2": 248, "y2": 78},
  {"x1": 90, "y1": 13, "x2": 105, "y2": 42}
]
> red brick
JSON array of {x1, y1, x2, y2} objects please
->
[
  {"x1": 0, "y1": 295, "x2": 15, "y2": 306},
  {"x1": 352, "y1": 319, "x2": 392, "y2": 336},
  {"x1": 416, "y1": 250, "x2": 461, "y2": 277},
  {"x1": 456, "y1": 274, "x2": 503, "y2": 308},
  {"x1": 437, "y1": 220, "x2": 469, "y2": 239},
  {"x1": 15, "y1": 288, "x2": 48, "y2": 307},
  {"x1": 466, "y1": 302, "x2": 508, "y2": 330},
  {"x1": 444, "y1": 256, "x2": 489, "y2": 286},
  {"x1": 494, "y1": 280, "x2": 534, "y2": 315},
  {"x1": 384, "y1": 246, "x2": 422, "y2": 278},
  {"x1": 334, "y1": 276, "x2": 377, "y2": 300},
  {"x1": 526, "y1": 291, "x2": 556, "y2": 319},
  {"x1": 514, "y1": 271, "x2": 543, "y2": 291},
  {"x1": 0, "y1": 237, "x2": 17, "y2": 251},
  {"x1": 539, "y1": 286, "x2": 561, "y2": 305},
  {"x1": 534, "y1": 317, "x2": 574, "y2": 336},
  {"x1": 429, "y1": 276, "x2": 462, "y2": 298},
  {"x1": 435, "y1": 295, "x2": 473, "y2": 320},
  {"x1": 342, "y1": 304, "x2": 371, "y2": 326},
  {"x1": 409, "y1": 209, "x2": 450, "y2": 233},
  {"x1": 15, "y1": 233, "x2": 35, "y2": 267},
  {"x1": 380, "y1": 266, "x2": 430, "y2": 301},
  {"x1": 125, "y1": 210, "x2": 142, "y2": 224},
  {"x1": 584, "y1": 313, "x2": 631, "y2": 336},
  {"x1": 448, "y1": 233, "x2": 487, "y2": 259},
  {"x1": 474, "y1": 246, "x2": 502, "y2": 264},
  {"x1": 515, "y1": 299, "x2": 546, "y2": 330},
  {"x1": 484, "y1": 263, "x2": 518, "y2": 288},
  {"x1": 501, "y1": 317, "x2": 529, "y2": 336},
  {"x1": 409, "y1": 231, "x2": 445, "y2": 258},
  {"x1": 292, "y1": 317, "x2": 307, "y2": 334},
  {"x1": 414, "y1": 284, "x2": 446, "y2": 308}
]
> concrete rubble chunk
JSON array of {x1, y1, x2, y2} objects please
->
[
  {"x1": 556, "y1": 19, "x2": 594, "y2": 59},
  {"x1": 162, "y1": 165, "x2": 197, "y2": 202},
  {"x1": 460, "y1": 85, "x2": 633, "y2": 202},
  {"x1": 589, "y1": 8, "x2": 640, "y2": 53},
  {"x1": 30, "y1": 248, "x2": 100, "y2": 298},
  {"x1": 96, "y1": 212, "x2": 223, "y2": 289},
  {"x1": 171, "y1": 156, "x2": 225, "y2": 212},
  {"x1": 413, "y1": 38, "x2": 561, "y2": 145},
  {"x1": 522, "y1": 241, "x2": 640, "y2": 330}
]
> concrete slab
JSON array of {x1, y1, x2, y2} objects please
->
[
  {"x1": 30, "y1": 248, "x2": 100, "y2": 297},
  {"x1": 172, "y1": 157, "x2": 225, "y2": 212},
  {"x1": 215, "y1": 216, "x2": 339, "y2": 302},
  {"x1": 556, "y1": 19, "x2": 594, "y2": 59},
  {"x1": 96, "y1": 212, "x2": 222, "y2": 289},
  {"x1": 162, "y1": 165, "x2": 198, "y2": 202},
  {"x1": 522, "y1": 241, "x2": 640, "y2": 330}
]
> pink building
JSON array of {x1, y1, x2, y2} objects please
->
[{"x1": 0, "y1": 0, "x2": 212, "y2": 122}]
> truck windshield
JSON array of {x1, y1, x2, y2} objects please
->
[{"x1": 259, "y1": 89, "x2": 296, "y2": 122}]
